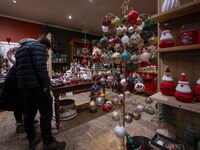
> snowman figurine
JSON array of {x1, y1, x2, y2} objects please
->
[
  {"x1": 160, "y1": 66, "x2": 176, "y2": 96},
  {"x1": 194, "y1": 77, "x2": 200, "y2": 102},
  {"x1": 174, "y1": 73, "x2": 193, "y2": 103},
  {"x1": 159, "y1": 24, "x2": 175, "y2": 48}
]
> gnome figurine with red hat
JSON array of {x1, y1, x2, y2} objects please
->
[
  {"x1": 159, "y1": 24, "x2": 175, "y2": 48},
  {"x1": 194, "y1": 77, "x2": 200, "y2": 102},
  {"x1": 174, "y1": 73, "x2": 193, "y2": 103},
  {"x1": 160, "y1": 66, "x2": 176, "y2": 96}
]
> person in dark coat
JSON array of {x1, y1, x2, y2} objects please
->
[
  {"x1": 0, "y1": 63, "x2": 25, "y2": 133},
  {"x1": 15, "y1": 37, "x2": 66, "y2": 150}
]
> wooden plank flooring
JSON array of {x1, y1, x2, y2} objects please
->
[{"x1": 0, "y1": 91, "x2": 158, "y2": 150}]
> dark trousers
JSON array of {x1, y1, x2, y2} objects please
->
[
  {"x1": 22, "y1": 88, "x2": 53, "y2": 144},
  {"x1": 14, "y1": 96, "x2": 24, "y2": 123}
]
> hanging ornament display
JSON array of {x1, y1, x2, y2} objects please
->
[
  {"x1": 114, "y1": 125, "x2": 126, "y2": 138},
  {"x1": 194, "y1": 77, "x2": 200, "y2": 102},
  {"x1": 160, "y1": 66, "x2": 176, "y2": 96},
  {"x1": 174, "y1": 73, "x2": 193, "y2": 103}
]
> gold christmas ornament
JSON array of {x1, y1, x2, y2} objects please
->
[
  {"x1": 132, "y1": 109, "x2": 141, "y2": 120},
  {"x1": 148, "y1": 35, "x2": 158, "y2": 46},
  {"x1": 111, "y1": 52, "x2": 122, "y2": 64},
  {"x1": 100, "y1": 93, "x2": 106, "y2": 98},
  {"x1": 111, "y1": 111, "x2": 120, "y2": 121},
  {"x1": 89, "y1": 100, "x2": 97, "y2": 111}
]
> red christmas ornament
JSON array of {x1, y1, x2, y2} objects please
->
[
  {"x1": 135, "y1": 18, "x2": 143, "y2": 26},
  {"x1": 6, "y1": 37, "x2": 11, "y2": 43},
  {"x1": 127, "y1": 10, "x2": 138, "y2": 25},
  {"x1": 102, "y1": 16, "x2": 111, "y2": 26},
  {"x1": 102, "y1": 103, "x2": 111, "y2": 112}
]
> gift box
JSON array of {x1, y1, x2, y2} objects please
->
[{"x1": 149, "y1": 133, "x2": 185, "y2": 150}]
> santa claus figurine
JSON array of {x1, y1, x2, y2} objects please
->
[
  {"x1": 160, "y1": 66, "x2": 175, "y2": 96},
  {"x1": 159, "y1": 24, "x2": 175, "y2": 48},
  {"x1": 174, "y1": 73, "x2": 193, "y2": 103},
  {"x1": 194, "y1": 77, "x2": 200, "y2": 102}
]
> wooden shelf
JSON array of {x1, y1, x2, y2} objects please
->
[
  {"x1": 150, "y1": 92, "x2": 200, "y2": 113},
  {"x1": 151, "y1": 1, "x2": 200, "y2": 23},
  {"x1": 154, "y1": 44, "x2": 200, "y2": 53},
  {"x1": 52, "y1": 62, "x2": 68, "y2": 64}
]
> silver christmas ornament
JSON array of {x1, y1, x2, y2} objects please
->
[
  {"x1": 114, "y1": 125, "x2": 126, "y2": 138},
  {"x1": 111, "y1": 111, "x2": 120, "y2": 121},
  {"x1": 95, "y1": 97, "x2": 105, "y2": 106},
  {"x1": 123, "y1": 113, "x2": 133, "y2": 123},
  {"x1": 145, "y1": 97, "x2": 153, "y2": 104}
]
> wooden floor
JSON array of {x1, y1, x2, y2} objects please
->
[{"x1": 0, "y1": 91, "x2": 158, "y2": 150}]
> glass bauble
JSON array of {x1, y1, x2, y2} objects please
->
[
  {"x1": 123, "y1": 113, "x2": 133, "y2": 123},
  {"x1": 121, "y1": 50, "x2": 131, "y2": 62},
  {"x1": 114, "y1": 125, "x2": 126, "y2": 138},
  {"x1": 95, "y1": 97, "x2": 104, "y2": 106}
]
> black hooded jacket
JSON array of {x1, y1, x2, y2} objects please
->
[{"x1": 15, "y1": 40, "x2": 50, "y2": 89}]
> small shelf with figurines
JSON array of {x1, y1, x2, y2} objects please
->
[{"x1": 150, "y1": 91, "x2": 200, "y2": 113}]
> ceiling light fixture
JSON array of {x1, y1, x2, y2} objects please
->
[
  {"x1": 12, "y1": 0, "x2": 17, "y2": 3},
  {"x1": 68, "y1": 16, "x2": 72, "y2": 19}
]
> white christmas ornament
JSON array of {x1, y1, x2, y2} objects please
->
[
  {"x1": 111, "y1": 111, "x2": 120, "y2": 121},
  {"x1": 128, "y1": 26, "x2": 134, "y2": 33},
  {"x1": 114, "y1": 125, "x2": 126, "y2": 138},
  {"x1": 120, "y1": 78, "x2": 128, "y2": 87},
  {"x1": 121, "y1": 34, "x2": 130, "y2": 44}
]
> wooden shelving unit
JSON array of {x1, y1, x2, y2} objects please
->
[
  {"x1": 151, "y1": 92, "x2": 200, "y2": 113},
  {"x1": 153, "y1": 44, "x2": 200, "y2": 52},
  {"x1": 149, "y1": 1, "x2": 200, "y2": 148},
  {"x1": 151, "y1": 0, "x2": 200, "y2": 22}
]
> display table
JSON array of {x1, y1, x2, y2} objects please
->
[{"x1": 50, "y1": 81, "x2": 97, "y2": 129}]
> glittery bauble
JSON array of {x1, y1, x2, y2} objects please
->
[
  {"x1": 89, "y1": 100, "x2": 97, "y2": 111},
  {"x1": 106, "y1": 101, "x2": 113, "y2": 108},
  {"x1": 114, "y1": 125, "x2": 126, "y2": 138},
  {"x1": 121, "y1": 50, "x2": 131, "y2": 62},
  {"x1": 130, "y1": 33, "x2": 141, "y2": 44},
  {"x1": 111, "y1": 111, "x2": 120, "y2": 121},
  {"x1": 111, "y1": 52, "x2": 122, "y2": 64},
  {"x1": 134, "y1": 83, "x2": 145, "y2": 93},
  {"x1": 131, "y1": 54, "x2": 139, "y2": 64},
  {"x1": 102, "y1": 26, "x2": 109, "y2": 33},
  {"x1": 118, "y1": 94, "x2": 124, "y2": 100},
  {"x1": 100, "y1": 93, "x2": 106, "y2": 98},
  {"x1": 91, "y1": 84, "x2": 100, "y2": 93},
  {"x1": 121, "y1": 35, "x2": 129, "y2": 44},
  {"x1": 145, "y1": 106, "x2": 156, "y2": 115},
  {"x1": 128, "y1": 26, "x2": 134, "y2": 33},
  {"x1": 120, "y1": 78, "x2": 128, "y2": 87},
  {"x1": 136, "y1": 104, "x2": 145, "y2": 112},
  {"x1": 95, "y1": 97, "x2": 105, "y2": 106},
  {"x1": 102, "y1": 15, "x2": 111, "y2": 26},
  {"x1": 100, "y1": 77, "x2": 107, "y2": 85},
  {"x1": 100, "y1": 37, "x2": 108, "y2": 47},
  {"x1": 102, "y1": 103, "x2": 111, "y2": 112},
  {"x1": 127, "y1": 10, "x2": 138, "y2": 25},
  {"x1": 125, "y1": 91, "x2": 131, "y2": 98},
  {"x1": 123, "y1": 113, "x2": 133, "y2": 123},
  {"x1": 113, "y1": 17, "x2": 121, "y2": 27},
  {"x1": 127, "y1": 41, "x2": 134, "y2": 47},
  {"x1": 148, "y1": 35, "x2": 158, "y2": 46},
  {"x1": 113, "y1": 97, "x2": 120, "y2": 104},
  {"x1": 126, "y1": 76, "x2": 134, "y2": 84},
  {"x1": 145, "y1": 97, "x2": 153, "y2": 104},
  {"x1": 140, "y1": 52, "x2": 151, "y2": 62},
  {"x1": 111, "y1": 80, "x2": 121, "y2": 91},
  {"x1": 132, "y1": 109, "x2": 141, "y2": 120}
]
